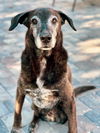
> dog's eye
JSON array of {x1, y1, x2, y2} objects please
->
[
  {"x1": 52, "y1": 18, "x2": 58, "y2": 24},
  {"x1": 32, "y1": 19, "x2": 38, "y2": 25}
]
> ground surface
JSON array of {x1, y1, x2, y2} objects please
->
[{"x1": 0, "y1": 0, "x2": 100, "y2": 133}]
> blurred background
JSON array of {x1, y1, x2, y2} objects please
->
[{"x1": 0, "y1": 0, "x2": 100, "y2": 133}]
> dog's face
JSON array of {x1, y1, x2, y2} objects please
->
[
  {"x1": 9, "y1": 8, "x2": 76, "y2": 50},
  {"x1": 29, "y1": 9, "x2": 62, "y2": 50}
]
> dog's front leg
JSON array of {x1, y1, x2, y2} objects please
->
[
  {"x1": 28, "y1": 105, "x2": 40, "y2": 133},
  {"x1": 61, "y1": 80, "x2": 77, "y2": 133},
  {"x1": 11, "y1": 87, "x2": 25, "y2": 133}
]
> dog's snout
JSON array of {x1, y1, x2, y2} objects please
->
[
  {"x1": 40, "y1": 30, "x2": 52, "y2": 43},
  {"x1": 40, "y1": 35, "x2": 51, "y2": 43}
]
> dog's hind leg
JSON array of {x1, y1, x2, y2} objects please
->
[{"x1": 61, "y1": 80, "x2": 77, "y2": 133}]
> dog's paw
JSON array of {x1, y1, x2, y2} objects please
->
[
  {"x1": 28, "y1": 123, "x2": 38, "y2": 133},
  {"x1": 11, "y1": 127, "x2": 23, "y2": 133},
  {"x1": 28, "y1": 127, "x2": 35, "y2": 133}
]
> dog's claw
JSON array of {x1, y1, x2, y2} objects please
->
[
  {"x1": 28, "y1": 128, "x2": 35, "y2": 133},
  {"x1": 28, "y1": 127, "x2": 35, "y2": 133},
  {"x1": 28, "y1": 123, "x2": 38, "y2": 133},
  {"x1": 11, "y1": 128, "x2": 23, "y2": 133},
  {"x1": 28, "y1": 126, "x2": 35, "y2": 133}
]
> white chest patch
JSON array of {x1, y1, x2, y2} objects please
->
[
  {"x1": 26, "y1": 58, "x2": 59, "y2": 109},
  {"x1": 36, "y1": 58, "x2": 46, "y2": 89}
]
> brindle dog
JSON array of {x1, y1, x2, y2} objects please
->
[{"x1": 9, "y1": 8, "x2": 95, "y2": 133}]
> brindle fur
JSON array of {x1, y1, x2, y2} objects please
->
[{"x1": 9, "y1": 8, "x2": 95, "y2": 133}]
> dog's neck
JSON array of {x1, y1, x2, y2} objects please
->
[{"x1": 35, "y1": 48, "x2": 52, "y2": 59}]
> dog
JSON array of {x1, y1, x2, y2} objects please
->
[{"x1": 9, "y1": 8, "x2": 95, "y2": 133}]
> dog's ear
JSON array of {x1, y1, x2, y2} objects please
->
[
  {"x1": 58, "y1": 11, "x2": 76, "y2": 31},
  {"x1": 9, "y1": 12, "x2": 30, "y2": 31}
]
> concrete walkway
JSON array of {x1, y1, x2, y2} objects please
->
[{"x1": 0, "y1": 0, "x2": 100, "y2": 133}]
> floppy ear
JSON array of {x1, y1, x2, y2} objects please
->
[
  {"x1": 9, "y1": 12, "x2": 30, "y2": 31},
  {"x1": 58, "y1": 11, "x2": 76, "y2": 31}
]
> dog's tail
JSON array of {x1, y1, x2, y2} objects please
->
[{"x1": 74, "y1": 86, "x2": 96, "y2": 97}]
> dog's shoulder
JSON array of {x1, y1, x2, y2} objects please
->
[{"x1": 21, "y1": 50, "x2": 30, "y2": 65}]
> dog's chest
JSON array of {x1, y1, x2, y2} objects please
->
[
  {"x1": 36, "y1": 58, "x2": 46, "y2": 89},
  {"x1": 27, "y1": 58, "x2": 59, "y2": 109}
]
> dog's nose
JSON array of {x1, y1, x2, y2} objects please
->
[{"x1": 40, "y1": 35, "x2": 52, "y2": 43}]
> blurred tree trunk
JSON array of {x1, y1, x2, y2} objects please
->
[
  {"x1": 84, "y1": 0, "x2": 100, "y2": 6},
  {"x1": 52, "y1": 0, "x2": 55, "y2": 6}
]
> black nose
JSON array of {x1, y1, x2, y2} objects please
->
[{"x1": 40, "y1": 35, "x2": 52, "y2": 43}]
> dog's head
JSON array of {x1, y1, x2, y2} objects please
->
[{"x1": 9, "y1": 8, "x2": 76, "y2": 51}]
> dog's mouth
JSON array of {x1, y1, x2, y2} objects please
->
[
  {"x1": 35, "y1": 36, "x2": 56, "y2": 51},
  {"x1": 40, "y1": 47, "x2": 52, "y2": 51},
  {"x1": 40, "y1": 44, "x2": 53, "y2": 51}
]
